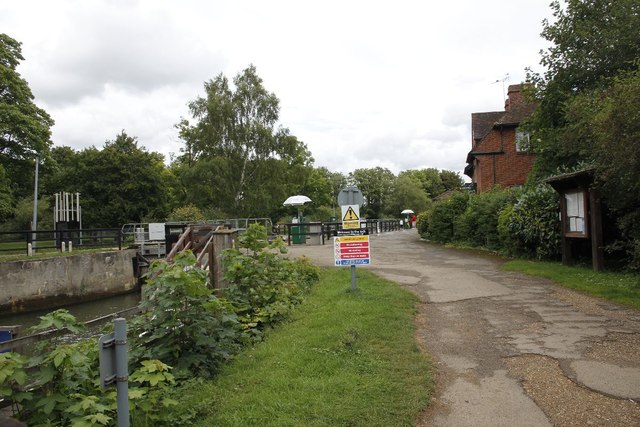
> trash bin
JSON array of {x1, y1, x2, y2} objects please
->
[{"x1": 292, "y1": 217, "x2": 306, "y2": 244}]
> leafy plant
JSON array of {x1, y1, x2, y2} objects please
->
[
  {"x1": 223, "y1": 224, "x2": 319, "y2": 338},
  {"x1": 130, "y1": 251, "x2": 241, "y2": 377},
  {"x1": 425, "y1": 192, "x2": 469, "y2": 243},
  {"x1": 499, "y1": 184, "x2": 561, "y2": 260}
]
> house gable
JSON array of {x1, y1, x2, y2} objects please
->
[{"x1": 464, "y1": 84, "x2": 536, "y2": 192}]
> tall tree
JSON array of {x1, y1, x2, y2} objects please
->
[
  {"x1": 177, "y1": 65, "x2": 313, "y2": 217},
  {"x1": 0, "y1": 33, "x2": 54, "y2": 200},
  {"x1": 527, "y1": 0, "x2": 640, "y2": 176}
]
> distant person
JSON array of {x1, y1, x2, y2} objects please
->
[{"x1": 411, "y1": 214, "x2": 417, "y2": 229}]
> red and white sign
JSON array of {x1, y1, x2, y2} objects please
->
[{"x1": 334, "y1": 235, "x2": 371, "y2": 266}]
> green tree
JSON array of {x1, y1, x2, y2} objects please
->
[
  {"x1": 0, "y1": 164, "x2": 12, "y2": 221},
  {"x1": 177, "y1": 65, "x2": 313, "y2": 218},
  {"x1": 439, "y1": 170, "x2": 464, "y2": 192},
  {"x1": 52, "y1": 132, "x2": 169, "y2": 227},
  {"x1": 400, "y1": 168, "x2": 445, "y2": 199},
  {"x1": 386, "y1": 174, "x2": 430, "y2": 217},
  {"x1": 0, "y1": 34, "x2": 54, "y2": 202},
  {"x1": 349, "y1": 167, "x2": 395, "y2": 218},
  {"x1": 527, "y1": 0, "x2": 640, "y2": 176}
]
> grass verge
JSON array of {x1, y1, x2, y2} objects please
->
[
  {"x1": 503, "y1": 260, "x2": 640, "y2": 309},
  {"x1": 171, "y1": 267, "x2": 432, "y2": 426}
]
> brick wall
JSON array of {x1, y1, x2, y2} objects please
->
[{"x1": 473, "y1": 127, "x2": 536, "y2": 193}]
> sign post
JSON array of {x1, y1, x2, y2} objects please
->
[{"x1": 336, "y1": 187, "x2": 368, "y2": 290}]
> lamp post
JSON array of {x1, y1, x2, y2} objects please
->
[{"x1": 32, "y1": 154, "x2": 39, "y2": 250}]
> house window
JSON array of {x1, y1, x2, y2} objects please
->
[{"x1": 515, "y1": 130, "x2": 530, "y2": 152}]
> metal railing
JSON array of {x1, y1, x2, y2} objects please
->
[
  {"x1": 281, "y1": 219, "x2": 403, "y2": 245},
  {"x1": 0, "y1": 228, "x2": 122, "y2": 256}
]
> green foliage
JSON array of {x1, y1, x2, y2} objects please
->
[
  {"x1": 499, "y1": 185, "x2": 561, "y2": 260},
  {"x1": 29, "y1": 308, "x2": 86, "y2": 334},
  {"x1": 416, "y1": 209, "x2": 432, "y2": 237},
  {"x1": 223, "y1": 224, "x2": 319, "y2": 338},
  {"x1": 0, "y1": 34, "x2": 54, "y2": 199},
  {"x1": 0, "y1": 195, "x2": 53, "y2": 231},
  {"x1": 167, "y1": 203, "x2": 205, "y2": 222},
  {"x1": 425, "y1": 192, "x2": 469, "y2": 243},
  {"x1": 176, "y1": 65, "x2": 314, "y2": 218},
  {"x1": 386, "y1": 174, "x2": 430, "y2": 217},
  {"x1": 454, "y1": 188, "x2": 515, "y2": 250},
  {"x1": 349, "y1": 167, "x2": 395, "y2": 218},
  {"x1": 129, "y1": 360, "x2": 179, "y2": 426},
  {"x1": 130, "y1": 251, "x2": 241, "y2": 377}
]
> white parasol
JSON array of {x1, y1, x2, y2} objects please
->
[
  {"x1": 283, "y1": 195, "x2": 312, "y2": 206},
  {"x1": 401, "y1": 209, "x2": 414, "y2": 215},
  {"x1": 283, "y1": 195, "x2": 312, "y2": 220}
]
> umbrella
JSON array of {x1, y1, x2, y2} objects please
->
[
  {"x1": 283, "y1": 195, "x2": 312, "y2": 220},
  {"x1": 401, "y1": 209, "x2": 414, "y2": 215},
  {"x1": 283, "y1": 195, "x2": 312, "y2": 206}
]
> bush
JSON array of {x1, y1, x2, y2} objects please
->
[
  {"x1": 166, "y1": 204, "x2": 205, "y2": 222},
  {"x1": 130, "y1": 251, "x2": 241, "y2": 377},
  {"x1": 454, "y1": 188, "x2": 516, "y2": 250},
  {"x1": 499, "y1": 184, "x2": 561, "y2": 260},
  {"x1": 426, "y1": 192, "x2": 469, "y2": 243},
  {"x1": 222, "y1": 224, "x2": 320, "y2": 339},
  {"x1": 416, "y1": 210, "x2": 432, "y2": 237}
]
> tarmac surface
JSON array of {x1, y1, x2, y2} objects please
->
[{"x1": 286, "y1": 229, "x2": 640, "y2": 427}]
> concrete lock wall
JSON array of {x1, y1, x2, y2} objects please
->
[{"x1": 0, "y1": 249, "x2": 138, "y2": 314}]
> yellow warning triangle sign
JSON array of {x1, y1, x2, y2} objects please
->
[{"x1": 343, "y1": 206, "x2": 359, "y2": 221}]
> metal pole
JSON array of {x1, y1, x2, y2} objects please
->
[
  {"x1": 114, "y1": 318, "x2": 130, "y2": 427},
  {"x1": 351, "y1": 265, "x2": 357, "y2": 291},
  {"x1": 32, "y1": 155, "x2": 39, "y2": 250}
]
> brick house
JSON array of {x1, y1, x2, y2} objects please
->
[{"x1": 464, "y1": 84, "x2": 536, "y2": 193}]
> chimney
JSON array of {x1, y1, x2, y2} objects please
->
[{"x1": 505, "y1": 84, "x2": 526, "y2": 111}]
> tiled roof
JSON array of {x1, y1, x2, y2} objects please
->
[
  {"x1": 494, "y1": 103, "x2": 536, "y2": 127},
  {"x1": 472, "y1": 111, "x2": 503, "y2": 142}
]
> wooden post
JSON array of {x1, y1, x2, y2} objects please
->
[{"x1": 589, "y1": 190, "x2": 605, "y2": 272}]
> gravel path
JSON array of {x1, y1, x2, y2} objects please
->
[{"x1": 286, "y1": 230, "x2": 640, "y2": 426}]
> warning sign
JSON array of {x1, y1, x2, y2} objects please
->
[
  {"x1": 343, "y1": 206, "x2": 359, "y2": 221},
  {"x1": 341, "y1": 204, "x2": 361, "y2": 230},
  {"x1": 334, "y1": 235, "x2": 371, "y2": 266}
]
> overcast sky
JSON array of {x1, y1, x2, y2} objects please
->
[{"x1": 1, "y1": 1, "x2": 553, "y2": 178}]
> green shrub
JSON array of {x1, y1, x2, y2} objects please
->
[
  {"x1": 416, "y1": 209, "x2": 432, "y2": 236},
  {"x1": 167, "y1": 204, "x2": 206, "y2": 222},
  {"x1": 455, "y1": 188, "x2": 516, "y2": 250},
  {"x1": 500, "y1": 184, "x2": 561, "y2": 260},
  {"x1": 426, "y1": 192, "x2": 469, "y2": 243},
  {"x1": 223, "y1": 224, "x2": 319, "y2": 339},
  {"x1": 130, "y1": 251, "x2": 241, "y2": 378}
]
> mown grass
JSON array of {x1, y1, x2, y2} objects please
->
[
  {"x1": 503, "y1": 260, "x2": 640, "y2": 309},
  {"x1": 171, "y1": 267, "x2": 432, "y2": 426}
]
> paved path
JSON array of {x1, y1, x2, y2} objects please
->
[{"x1": 286, "y1": 230, "x2": 640, "y2": 427}]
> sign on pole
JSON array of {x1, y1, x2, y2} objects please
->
[
  {"x1": 334, "y1": 235, "x2": 371, "y2": 266},
  {"x1": 337, "y1": 187, "x2": 364, "y2": 207},
  {"x1": 341, "y1": 204, "x2": 360, "y2": 230}
]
